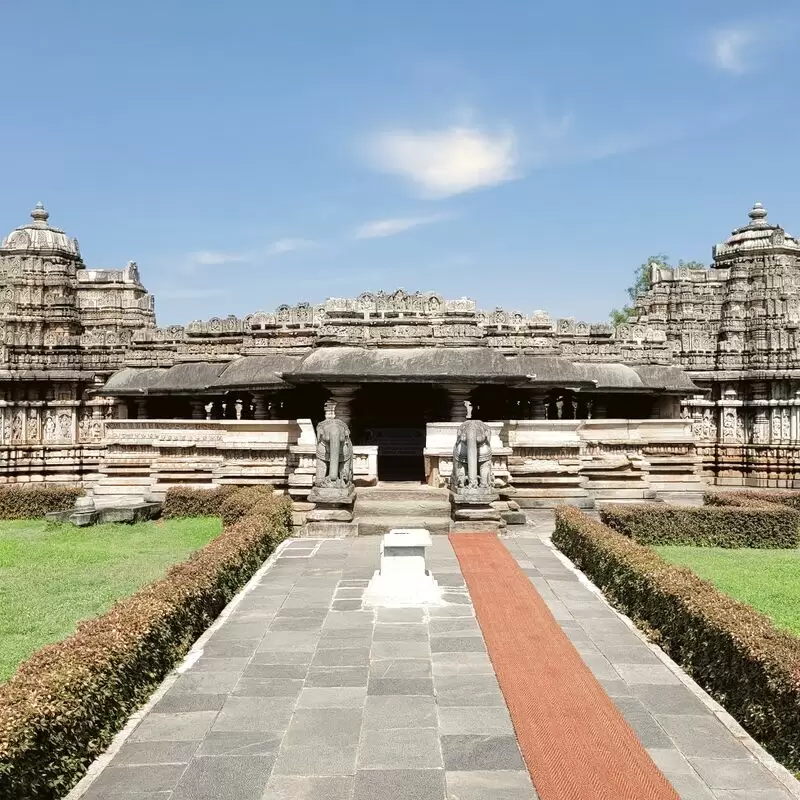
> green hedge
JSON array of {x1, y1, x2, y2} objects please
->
[
  {"x1": 705, "y1": 489, "x2": 800, "y2": 511},
  {"x1": 0, "y1": 485, "x2": 83, "y2": 519},
  {"x1": 0, "y1": 488, "x2": 292, "y2": 800},
  {"x1": 553, "y1": 506, "x2": 800, "y2": 771},
  {"x1": 161, "y1": 485, "x2": 239, "y2": 518},
  {"x1": 599, "y1": 502, "x2": 800, "y2": 548}
]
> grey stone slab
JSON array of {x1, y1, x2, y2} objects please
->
[
  {"x1": 376, "y1": 608, "x2": 425, "y2": 623},
  {"x1": 336, "y1": 587, "x2": 365, "y2": 598},
  {"x1": 430, "y1": 636, "x2": 486, "y2": 653},
  {"x1": 130, "y1": 711, "x2": 218, "y2": 742},
  {"x1": 437, "y1": 706, "x2": 514, "y2": 735},
  {"x1": 212, "y1": 696, "x2": 296, "y2": 733},
  {"x1": 369, "y1": 658, "x2": 431, "y2": 678},
  {"x1": 284, "y1": 707, "x2": 363, "y2": 748},
  {"x1": 599, "y1": 678, "x2": 633, "y2": 697},
  {"x1": 190, "y1": 656, "x2": 249, "y2": 673},
  {"x1": 432, "y1": 652, "x2": 494, "y2": 676},
  {"x1": 363, "y1": 695, "x2": 438, "y2": 730},
  {"x1": 207, "y1": 621, "x2": 267, "y2": 640},
  {"x1": 373, "y1": 623, "x2": 429, "y2": 641},
  {"x1": 332, "y1": 599, "x2": 364, "y2": 611},
  {"x1": 113, "y1": 740, "x2": 199, "y2": 765},
  {"x1": 272, "y1": 744, "x2": 358, "y2": 775},
  {"x1": 353, "y1": 769, "x2": 446, "y2": 800},
  {"x1": 171, "y1": 755, "x2": 274, "y2": 800},
  {"x1": 196, "y1": 732, "x2": 283, "y2": 756},
  {"x1": 645, "y1": 747, "x2": 693, "y2": 775},
  {"x1": 371, "y1": 640, "x2": 431, "y2": 659},
  {"x1": 269, "y1": 617, "x2": 325, "y2": 632},
  {"x1": 257, "y1": 632, "x2": 320, "y2": 652},
  {"x1": 434, "y1": 675, "x2": 505, "y2": 706},
  {"x1": 713, "y1": 790, "x2": 794, "y2": 799},
  {"x1": 436, "y1": 572, "x2": 467, "y2": 588},
  {"x1": 613, "y1": 698, "x2": 673, "y2": 749},
  {"x1": 322, "y1": 611, "x2": 375, "y2": 630},
  {"x1": 614, "y1": 662, "x2": 682, "y2": 685},
  {"x1": 442, "y1": 591, "x2": 472, "y2": 605},
  {"x1": 600, "y1": 644, "x2": 662, "y2": 665},
  {"x1": 312, "y1": 647, "x2": 371, "y2": 667},
  {"x1": 261, "y1": 775, "x2": 355, "y2": 800},
  {"x1": 274, "y1": 607, "x2": 329, "y2": 619},
  {"x1": 688, "y1": 757, "x2": 782, "y2": 790},
  {"x1": 441, "y1": 735, "x2": 525, "y2": 771},
  {"x1": 631, "y1": 684, "x2": 709, "y2": 715},
  {"x1": 340, "y1": 579, "x2": 370, "y2": 587},
  {"x1": 250, "y1": 650, "x2": 313, "y2": 665},
  {"x1": 318, "y1": 632, "x2": 374, "y2": 649},
  {"x1": 579, "y1": 652, "x2": 622, "y2": 681},
  {"x1": 201, "y1": 639, "x2": 259, "y2": 658},
  {"x1": 81, "y1": 764, "x2": 186, "y2": 796},
  {"x1": 444, "y1": 770, "x2": 536, "y2": 800},
  {"x1": 358, "y1": 727, "x2": 443, "y2": 769},
  {"x1": 306, "y1": 667, "x2": 369, "y2": 687},
  {"x1": 660, "y1": 772, "x2": 716, "y2": 799},
  {"x1": 429, "y1": 618, "x2": 482, "y2": 637},
  {"x1": 368, "y1": 677, "x2": 434, "y2": 696},
  {"x1": 296, "y1": 686, "x2": 367, "y2": 708},
  {"x1": 152, "y1": 691, "x2": 228, "y2": 714},
  {"x1": 656, "y1": 715, "x2": 749, "y2": 759},
  {"x1": 170, "y1": 671, "x2": 243, "y2": 695},
  {"x1": 243, "y1": 663, "x2": 308, "y2": 679},
  {"x1": 83, "y1": 789, "x2": 171, "y2": 800},
  {"x1": 428, "y1": 606, "x2": 475, "y2": 618},
  {"x1": 232, "y1": 677, "x2": 304, "y2": 697}
]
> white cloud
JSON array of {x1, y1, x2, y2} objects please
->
[
  {"x1": 710, "y1": 25, "x2": 755, "y2": 73},
  {"x1": 186, "y1": 250, "x2": 248, "y2": 267},
  {"x1": 265, "y1": 238, "x2": 317, "y2": 255},
  {"x1": 353, "y1": 213, "x2": 451, "y2": 240},
  {"x1": 367, "y1": 125, "x2": 518, "y2": 198},
  {"x1": 181, "y1": 239, "x2": 317, "y2": 271}
]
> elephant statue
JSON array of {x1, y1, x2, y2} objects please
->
[
  {"x1": 450, "y1": 419, "x2": 494, "y2": 492},
  {"x1": 315, "y1": 411, "x2": 353, "y2": 489}
]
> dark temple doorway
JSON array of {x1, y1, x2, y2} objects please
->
[{"x1": 351, "y1": 384, "x2": 447, "y2": 481}]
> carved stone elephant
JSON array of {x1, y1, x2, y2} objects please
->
[
  {"x1": 315, "y1": 417, "x2": 353, "y2": 487},
  {"x1": 451, "y1": 419, "x2": 494, "y2": 491}
]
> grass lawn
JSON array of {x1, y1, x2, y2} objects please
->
[
  {"x1": 655, "y1": 545, "x2": 800, "y2": 636},
  {"x1": 0, "y1": 517, "x2": 222, "y2": 682}
]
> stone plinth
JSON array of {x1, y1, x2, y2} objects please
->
[
  {"x1": 450, "y1": 488, "x2": 504, "y2": 533},
  {"x1": 305, "y1": 484, "x2": 356, "y2": 535},
  {"x1": 363, "y1": 528, "x2": 444, "y2": 607}
]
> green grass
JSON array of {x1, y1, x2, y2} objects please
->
[
  {"x1": 655, "y1": 545, "x2": 800, "y2": 636},
  {"x1": 0, "y1": 517, "x2": 222, "y2": 682}
]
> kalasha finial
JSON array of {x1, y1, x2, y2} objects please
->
[
  {"x1": 749, "y1": 202, "x2": 768, "y2": 224},
  {"x1": 30, "y1": 202, "x2": 49, "y2": 225}
]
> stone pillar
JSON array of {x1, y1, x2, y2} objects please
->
[
  {"x1": 592, "y1": 397, "x2": 607, "y2": 419},
  {"x1": 326, "y1": 385, "x2": 358, "y2": 428},
  {"x1": 252, "y1": 392, "x2": 271, "y2": 420},
  {"x1": 190, "y1": 398, "x2": 206, "y2": 420},
  {"x1": 750, "y1": 381, "x2": 769, "y2": 443},
  {"x1": 223, "y1": 397, "x2": 238, "y2": 420},
  {"x1": 527, "y1": 389, "x2": 548, "y2": 420},
  {"x1": 135, "y1": 398, "x2": 148, "y2": 420},
  {"x1": 649, "y1": 397, "x2": 661, "y2": 419},
  {"x1": 445, "y1": 385, "x2": 474, "y2": 423}
]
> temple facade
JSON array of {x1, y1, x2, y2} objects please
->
[{"x1": 0, "y1": 201, "x2": 796, "y2": 509}]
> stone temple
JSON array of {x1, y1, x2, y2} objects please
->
[{"x1": 0, "y1": 201, "x2": 796, "y2": 526}]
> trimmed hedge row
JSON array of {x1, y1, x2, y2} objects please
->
[
  {"x1": 0, "y1": 487, "x2": 292, "y2": 800},
  {"x1": 705, "y1": 489, "x2": 800, "y2": 511},
  {"x1": 161, "y1": 485, "x2": 239, "y2": 518},
  {"x1": 599, "y1": 502, "x2": 800, "y2": 548},
  {"x1": 553, "y1": 506, "x2": 800, "y2": 770},
  {"x1": 0, "y1": 485, "x2": 83, "y2": 519}
]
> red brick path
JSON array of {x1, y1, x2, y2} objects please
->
[{"x1": 449, "y1": 533, "x2": 680, "y2": 800}]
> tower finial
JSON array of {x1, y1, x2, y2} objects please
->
[
  {"x1": 30, "y1": 202, "x2": 49, "y2": 225},
  {"x1": 749, "y1": 202, "x2": 768, "y2": 224}
]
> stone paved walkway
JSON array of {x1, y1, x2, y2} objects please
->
[{"x1": 71, "y1": 517, "x2": 800, "y2": 800}]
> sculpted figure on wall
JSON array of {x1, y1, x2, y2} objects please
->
[
  {"x1": 451, "y1": 419, "x2": 494, "y2": 491},
  {"x1": 314, "y1": 401, "x2": 353, "y2": 488}
]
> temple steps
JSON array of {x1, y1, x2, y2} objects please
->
[{"x1": 354, "y1": 482, "x2": 452, "y2": 536}]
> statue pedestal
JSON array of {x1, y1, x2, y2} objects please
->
[
  {"x1": 363, "y1": 529, "x2": 444, "y2": 607},
  {"x1": 450, "y1": 488, "x2": 505, "y2": 533},
  {"x1": 305, "y1": 484, "x2": 357, "y2": 536}
]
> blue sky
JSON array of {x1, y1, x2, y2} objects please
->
[{"x1": 2, "y1": 1, "x2": 799, "y2": 324}]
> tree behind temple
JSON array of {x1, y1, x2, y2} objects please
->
[{"x1": 609, "y1": 254, "x2": 706, "y2": 325}]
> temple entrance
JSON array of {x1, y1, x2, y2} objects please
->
[{"x1": 350, "y1": 384, "x2": 447, "y2": 481}]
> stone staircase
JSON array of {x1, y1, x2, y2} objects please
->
[{"x1": 353, "y1": 482, "x2": 452, "y2": 536}]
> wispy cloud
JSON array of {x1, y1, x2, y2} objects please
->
[
  {"x1": 709, "y1": 25, "x2": 757, "y2": 74},
  {"x1": 367, "y1": 125, "x2": 518, "y2": 198},
  {"x1": 181, "y1": 238, "x2": 318, "y2": 271},
  {"x1": 352, "y1": 212, "x2": 452, "y2": 240}
]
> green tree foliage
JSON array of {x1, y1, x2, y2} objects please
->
[{"x1": 609, "y1": 254, "x2": 706, "y2": 325}]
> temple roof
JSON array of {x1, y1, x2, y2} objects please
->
[
  {"x1": 713, "y1": 202, "x2": 800, "y2": 262},
  {"x1": 101, "y1": 348, "x2": 698, "y2": 395},
  {"x1": 0, "y1": 203, "x2": 82, "y2": 259}
]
